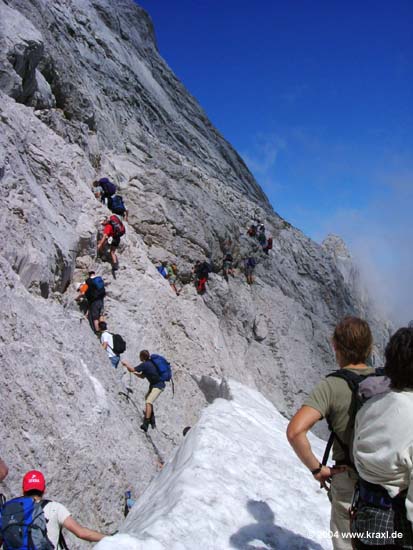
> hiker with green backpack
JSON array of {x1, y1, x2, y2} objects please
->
[
  {"x1": 122, "y1": 351, "x2": 172, "y2": 432},
  {"x1": 99, "y1": 321, "x2": 126, "y2": 369},
  {"x1": 0, "y1": 470, "x2": 106, "y2": 549},
  {"x1": 287, "y1": 317, "x2": 375, "y2": 550}
]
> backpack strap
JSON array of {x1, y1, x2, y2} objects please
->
[{"x1": 322, "y1": 369, "x2": 368, "y2": 467}]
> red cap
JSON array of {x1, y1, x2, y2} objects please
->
[{"x1": 22, "y1": 470, "x2": 46, "y2": 493}]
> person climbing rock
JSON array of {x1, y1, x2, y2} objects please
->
[
  {"x1": 0, "y1": 470, "x2": 106, "y2": 548},
  {"x1": 108, "y1": 194, "x2": 128, "y2": 221},
  {"x1": 75, "y1": 280, "x2": 89, "y2": 319},
  {"x1": 222, "y1": 253, "x2": 235, "y2": 282},
  {"x1": 257, "y1": 224, "x2": 266, "y2": 246},
  {"x1": 247, "y1": 224, "x2": 257, "y2": 237},
  {"x1": 75, "y1": 272, "x2": 105, "y2": 333},
  {"x1": 193, "y1": 260, "x2": 211, "y2": 294},
  {"x1": 243, "y1": 257, "x2": 256, "y2": 285},
  {"x1": 92, "y1": 177, "x2": 116, "y2": 205},
  {"x1": 351, "y1": 326, "x2": 413, "y2": 549},
  {"x1": 99, "y1": 321, "x2": 126, "y2": 369},
  {"x1": 0, "y1": 457, "x2": 8, "y2": 482},
  {"x1": 167, "y1": 263, "x2": 180, "y2": 296},
  {"x1": 287, "y1": 317, "x2": 375, "y2": 550},
  {"x1": 122, "y1": 351, "x2": 166, "y2": 432},
  {"x1": 157, "y1": 261, "x2": 169, "y2": 279},
  {"x1": 97, "y1": 215, "x2": 125, "y2": 270},
  {"x1": 263, "y1": 235, "x2": 273, "y2": 255}
]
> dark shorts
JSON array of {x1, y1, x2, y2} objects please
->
[
  {"x1": 110, "y1": 236, "x2": 121, "y2": 248},
  {"x1": 89, "y1": 298, "x2": 104, "y2": 320}
]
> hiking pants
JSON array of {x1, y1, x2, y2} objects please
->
[
  {"x1": 330, "y1": 469, "x2": 358, "y2": 550},
  {"x1": 145, "y1": 387, "x2": 163, "y2": 405}
]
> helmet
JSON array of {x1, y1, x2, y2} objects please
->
[{"x1": 22, "y1": 470, "x2": 46, "y2": 493}]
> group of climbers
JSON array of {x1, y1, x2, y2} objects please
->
[
  {"x1": 74, "y1": 177, "x2": 173, "y2": 433},
  {"x1": 287, "y1": 317, "x2": 413, "y2": 549},
  {"x1": 247, "y1": 221, "x2": 273, "y2": 255}
]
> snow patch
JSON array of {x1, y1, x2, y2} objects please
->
[
  {"x1": 80, "y1": 359, "x2": 109, "y2": 416},
  {"x1": 96, "y1": 380, "x2": 332, "y2": 549}
]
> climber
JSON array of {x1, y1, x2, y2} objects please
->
[
  {"x1": 243, "y1": 257, "x2": 256, "y2": 285},
  {"x1": 286, "y1": 317, "x2": 375, "y2": 550},
  {"x1": 167, "y1": 263, "x2": 180, "y2": 296},
  {"x1": 157, "y1": 261, "x2": 168, "y2": 278},
  {"x1": 351, "y1": 326, "x2": 413, "y2": 549},
  {"x1": 108, "y1": 194, "x2": 128, "y2": 221},
  {"x1": 92, "y1": 177, "x2": 116, "y2": 205},
  {"x1": 122, "y1": 350, "x2": 166, "y2": 432},
  {"x1": 257, "y1": 224, "x2": 266, "y2": 246},
  {"x1": 247, "y1": 224, "x2": 257, "y2": 237},
  {"x1": 97, "y1": 215, "x2": 125, "y2": 270},
  {"x1": 263, "y1": 236, "x2": 273, "y2": 255},
  {"x1": 0, "y1": 470, "x2": 106, "y2": 549},
  {"x1": 0, "y1": 457, "x2": 8, "y2": 482},
  {"x1": 193, "y1": 260, "x2": 211, "y2": 294},
  {"x1": 75, "y1": 280, "x2": 89, "y2": 320},
  {"x1": 222, "y1": 253, "x2": 235, "y2": 282},
  {"x1": 75, "y1": 271, "x2": 105, "y2": 333},
  {"x1": 99, "y1": 321, "x2": 124, "y2": 369}
]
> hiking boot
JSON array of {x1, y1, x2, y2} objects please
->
[
  {"x1": 112, "y1": 262, "x2": 119, "y2": 271},
  {"x1": 150, "y1": 412, "x2": 156, "y2": 429},
  {"x1": 140, "y1": 417, "x2": 150, "y2": 432}
]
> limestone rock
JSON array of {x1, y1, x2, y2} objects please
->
[{"x1": 0, "y1": 1, "x2": 391, "y2": 545}]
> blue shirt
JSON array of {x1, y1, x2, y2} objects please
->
[{"x1": 135, "y1": 360, "x2": 165, "y2": 389}]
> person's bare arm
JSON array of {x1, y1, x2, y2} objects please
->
[
  {"x1": 97, "y1": 234, "x2": 108, "y2": 253},
  {"x1": 121, "y1": 360, "x2": 142, "y2": 377},
  {"x1": 0, "y1": 457, "x2": 8, "y2": 481},
  {"x1": 62, "y1": 515, "x2": 105, "y2": 542},
  {"x1": 287, "y1": 405, "x2": 345, "y2": 484},
  {"x1": 101, "y1": 341, "x2": 108, "y2": 350}
]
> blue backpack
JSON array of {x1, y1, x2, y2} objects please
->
[
  {"x1": 150, "y1": 354, "x2": 172, "y2": 382},
  {"x1": 157, "y1": 266, "x2": 168, "y2": 278},
  {"x1": 86, "y1": 276, "x2": 105, "y2": 302},
  {"x1": 109, "y1": 195, "x2": 126, "y2": 216},
  {"x1": 0, "y1": 497, "x2": 53, "y2": 549}
]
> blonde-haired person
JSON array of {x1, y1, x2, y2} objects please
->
[{"x1": 287, "y1": 317, "x2": 374, "y2": 550}]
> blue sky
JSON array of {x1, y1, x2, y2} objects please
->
[{"x1": 137, "y1": 1, "x2": 413, "y2": 323}]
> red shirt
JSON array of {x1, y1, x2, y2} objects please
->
[{"x1": 103, "y1": 224, "x2": 114, "y2": 238}]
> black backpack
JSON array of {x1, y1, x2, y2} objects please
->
[
  {"x1": 322, "y1": 368, "x2": 390, "y2": 466},
  {"x1": 110, "y1": 334, "x2": 126, "y2": 356}
]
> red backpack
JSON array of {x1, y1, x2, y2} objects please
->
[{"x1": 109, "y1": 215, "x2": 125, "y2": 237}]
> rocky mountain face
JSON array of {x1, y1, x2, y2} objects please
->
[{"x1": 0, "y1": 0, "x2": 390, "y2": 546}]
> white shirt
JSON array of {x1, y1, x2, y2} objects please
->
[
  {"x1": 100, "y1": 331, "x2": 115, "y2": 358},
  {"x1": 353, "y1": 390, "x2": 413, "y2": 523},
  {"x1": 43, "y1": 501, "x2": 71, "y2": 548}
]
